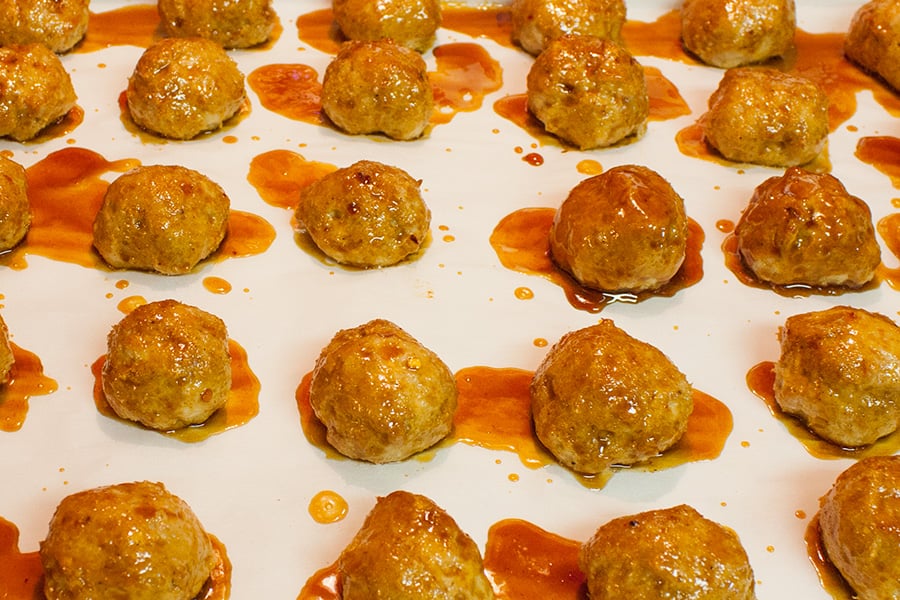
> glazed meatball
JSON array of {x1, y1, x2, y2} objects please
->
[
  {"x1": 0, "y1": 314, "x2": 13, "y2": 384},
  {"x1": 339, "y1": 490, "x2": 495, "y2": 599},
  {"x1": 0, "y1": 0, "x2": 89, "y2": 53},
  {"x1": 321, "y1": 39, "x2": 434, "y2": 141},
  {"x1": 580, "y1": 504, "x2": 756, "y2": 599},
  {"x1": 550, "y1": 165, "x2": 688, "y2": 293},
  {"x1": 0, "y1": 43, "x2": 77, "y2": 142},
  {"x1": 510, "y1": 0, "x2": 626, "y2": 56},
  {"x1": 126, "y1": 37, "x2": 246, "y2": 140},
  {"x1": 0, "y1": 155, "x2": 30, "y2": 252},
  {"x1": 818, "y1": 456, "x2": 900, "y2": 600},
  {"x1": 735, "y1": 168, "x2": 880, "y2": 288},
  {"x1": 158, "y1": 0, "x2": 276, "y2": 49},
  {"x1": 332, "y1": 0, "x2": 441, "y2": 53},
  {"x1": 295, "y1": 160, "x2": 430, "y2": 268},
  {"x1": 845, "y1": 0, "x2": 900, "y2": 93},
  {"x1": 774, "y1": 306, "x2": 900, "y2": 448},
  {"x1": 702, "y1": 67, "x2": 828, "y2": 167},
  {"x1": 530, "y1": 320, "x2": 693, "y2": 475},
  {"x1": 526, "y1": 35, "x2": 648, "y2": 150},
  {"x1": 309, "y1": 319, "x2": 457, "y2": 463},
  {"x1": 92, "y1": 165, "x2": 230, "y2": 275},
  {"x1": 681, "y1": 0, "x2": 796, "y2": 68},
  {"x1": 40, "y1": 481, "x2": 219, "y2": 600},
  {"x1": 102, "y1": 299, "x2": 232, "y2": 431}
]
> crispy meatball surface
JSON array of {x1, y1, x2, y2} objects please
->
[
  {"x1": 550, "y1": 165, "x2": 688, "y2": 293},
  {"x1": 735, "y1": 167, "x2": 880, "y2": 288},
  {"x1": 158, "y1": 0, "x2": 276, "y2": 49},
  {"x1": 530, "y1": 320, "x2": 693, "y2": 474},
  {"x1": 102, "y1": 299, "x2": 231, "y2": 431},
  {"x1": 309, "y1": 319, "x2": 457, "y2": 463},
  {"x1": 681, "y1": 0, "x2": 796, "y2": 68},
  {"x1": 703, "y1": 67, "x2": 828, "y2": 167},
  {"x1": 845, "y1": 0, "x2": 900, "y2": 92},
  {"x1": 510, "y1": 0, "x2": 626, "y2": 56},
  {"x1": 126, "y1": 37, "x2": 246, "y2": 140},
  {"x1": 40, "y1": 481, "x2": 218, "y2": 600},
  {"x1": 0, "y1": 43, "x2": 77, "y2": 142},
  {"x1": 0, "y1": 155, "x2": 30, "y2": 252},
  {"x1": 92, "y1": 165, "x2": 230, "y2": 275},
  {"x1": 0, "y1": 0, "x2": 89, "y2": 53},
  {"x1": 296, "y1": 160, "x2": 430, "y2": 268},
  {"x1": 580, "y1": 504, "x2": 756, "y2": 599},
  {"x1": 332, "y1": 0, "x2": 441, "y2": 53},
  {"x1": 0, "y1": 314, "x2": 13, "y2": 384},
  {"x1": 339, "y1": 490, "x2": 495, "y2": 600},
  {"x1": 819, "y1": 456, "x2": 900, "y2": 600},
  {"x1": 321, "y1": 39, "x2": 434, "y2": 140},
  {"x1": 526, "y1": 35, "x2": 648, "y2": 150},
  {"x1": 774, "y1": 306, "x2": 900, "y2": 448}
]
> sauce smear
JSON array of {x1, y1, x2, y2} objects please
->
[{"x1": 0, "y1": 344, "x2": 59, "y2": 432}]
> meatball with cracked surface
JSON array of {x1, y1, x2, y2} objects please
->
[
  {"x1": 339, "y1": 490, "x2": 495, "y2": 599},
  {"x1": 510, "y1": 0, "x2": 626, "y2": 56},
  {"x1": 702, "y1": 67, "x2": 828, "y2": 167},
  {"x1": 580, "y1": 504, "x2": 756, "y2": 599},
  {"x1": 332, "y1": 0, "x2": 441, "y2": 53},
  {"x1": 126, "y1": 37, "x2": 246, "y2": 140},
  {"x1": 0, "y1": 155, "x2": 30, "y2": 252},
  {"x1": 527, "y1": 35, "x2": 648, "y2": 150},
  {"x1": 774, "y1": 306, "x2": 900, "y2": 448},
  {"x1": 845, "y1": 0, "x2": 900, "y2": 93},
  {"x1": 309, "y1": 319, "x2": 457, "y2": 463},
  {"x1": 158, "y1": 0, "x2": 276, "y2": 49},
  {"x1": 550, "y1": 165, "x2": 688, "y2": 293},
  {"x1": 321, "y1": 39, "x2": 434, "y2": 140},
  {"x1": 0, "y1": 0, "x2": 89, "y2": 53},
  {"x1": 40, "y1": 481, "x2": 220, "y2": 600},
  {"x1": 296, "y1": 160, "x2": 430, "y2": 268},
  {"x1": 735, "y1": 167, "x2": 880, "y2": 288},
  {"x1": 0, "y1": 43, "x2": 77, "y2": 142},
  {"x1": 92, "y1": 164, "x2": 230, "y2": 275},
  {"x1": 530, "y1": 320, "x2": 693, "y2": 475},
  {"x1": 102, "y1": 299, "x2": 232, "y2": 431},
  {"x1": 0, "y1": 314, "x2": 13, "y2": 384}
]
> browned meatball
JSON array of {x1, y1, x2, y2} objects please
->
[
  {"x1": 92, "y1": 165, "x2": 230, "y2": 275},
  {"x1": 126, "y1": 37, "x2": 246, "y2": 140},
  {"x1": 295, "y1": 160, "x2": 430, "y2": 268},
  {"x1": 40, "y1": 481, "x2": 219, "y2": 600},
  {"x1": 681, "y1": 0, "x2": 796, "y2": 68},
  {"x1": 339, "y1": 490, "x2": 495, "y2": 599},
  {"x1": 580, "y1": 504, "x2": 756, "y2": 599},
  {"x1": 321, "y1": 39, "x2": 434, "y2": 140},
  {"x1": 158, "y1": 0, "x2": 276, "y2": 49},
  {"x1": 510, "y1": 0, "x2": 626, "y2": 56},
  {"x1": 818, "y1": 456, "x2": 900, "y2": 600},
  {"x1": 0, "y1": 155, "x2": 30, "y2": 252},
  {"x1": 102, "y1": 299, "x2": 231, "y2": 431},
  {"x1": 0, "y1": 43, "x2": 77, "y2": 142},
  {"x1": 774, "y1": 306, "x2": 900, "y2": 448},
  {"x1": 702, "y1": 67, "x2": 828, "y2": 167},
  {"x1": 0, "y1": 0, "x2": 89, "y2": 53},
  {"x1": 526, "y1": 35, "x2": 648, "y2": 150},
  {"x1": 530, "y1": 320, "x2": 693, "y2": 475},
  {"x1": 0, "y1": 313, "x2": 13, "y2": 384},
  {"x1": 735, "y1": 167, "x2": 881, "y2": 288},
  {"x1": 550, "y1": 165, "x2": 688, "y2": 293},
  {"x1": 332, "y1": 0, "x2": 441, "y2": 53},
  {"x1": 309, "y1": 319, "x2": 457, "y2": 463},
  {"x1": 845, "y1": 0, "x2": 900, "y2": 93}
]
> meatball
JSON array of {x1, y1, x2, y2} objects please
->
[
  {"x1": 321, "y1": 39, "x2": 434, "y2": 141},
  {"x1": 309, "y1": 319, "x2": 457, "y2": 463},
  {"x1": 0, "y1": 0, "x2": 89, "y2": 53},
  {"x1": 510, "y1": 0, "x2": 626, "y2": 56},
  {"x1": 332, "y1": 0, "x2": 441, "y2": 53},
  {"x1": 818, "y1": 456, "x2": 900, "y2": 600},
  {"x1": 339, "y1": 490, "x2": 494, "y2": 599},
  {"x1": 0, "y1": 313, "x2": 13, "y2": 384},
  {"x1": 774, "y1": 306, "x2": 900, "y2": 448},
  {"x1": 735, "y1": 167, "x2": 880, "y2": 288},
  {"x1": 681, "y1": 0, "x2": 796, "y2": 68},
  {"x1": 550, "y1": 165, "x2": 688, "y2": 293},
  {"x1": 295, "y1": 160, "x2": 431, "y2": 268},
  {"x1": 580, "y1": 504, "x2": 756, "y2": 599},
  {"x1": 526, "y1": 35, "x2": 648, "y2": 150},
  {"x1": 158, "y1": 0, "x2": 276, "y2": 49},
  {"x1": 40, "y1": 481, "x2": 219, "y2": 600},
  {"x1": 126, "y1": 37, "x2": 246, "y2": 140},
  {"x1": 845, "y1": 0, "x2": 900, "y2": 93},
  {"x1": 0, "y1": 43, "x2": 77, "y2": 142},
  {"x1": 530, "y1": 320, "x2": 693, "y2": 475},
  {"x1": 0, "y1": 155, "x2": 30, "y2": 252},
  {"x1": 102, "y1": 299, "x2": 232, "y2": 431},
  {"x1": 702, "y1": 67, "x2": 829, "y2": 167},
  {"x1": 92, "y1": 165, "x2": 230, "y2": 275}
]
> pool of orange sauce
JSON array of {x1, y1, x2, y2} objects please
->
[
  {"x1": 248, "y1": 150, "x2": 339, "y2": 211},
  {"x1": 0, "y1": 344, "x2": 58, "y2": 432},
  {"x1": 804, "y1": 514, "x2": 855, "y2": 600}
]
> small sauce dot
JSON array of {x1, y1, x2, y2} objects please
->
[
  {"x1": 576, "y1": 159, "x2": 603, "y2": 175},
  {"x1": 222, "y1": 135, "x2": 239, "y2": 144},
  {"x1": 514, "y1": 287, "x2": 534, "y2": 300},
  {"x1": 308, "y1": 490, "x2": 348, "y2": 524},
  {"x1": 766, "y1": 545, "x2": 775, "y2": 553},
  {"x1": 203, "y1": 276, "x2": 233, "y2": 295},
  {"x1": 716, "y1": 219, "x2": 735, "y2": 233},
  {"x1": 533, "y1": 337, "x2": 548, "y2": 347},
  {"x1": 117, "y1": 295, "x2": 146, "y2": 314},
  {"x1": 523, "y1": 152, "x2": 544, "y2": 166},
  {"x1": 442, "y1": 235, "x2": 456, "y2": 243},
  {"x1": 508, "y1": 473, "x2": 520, "y2": 482},
  {"x1": 795, "y1": 510, "x2": 807, "y2": 520},
  {"x1": 741, "y1": 440, "x2": 750, "y2": 448},
  {"x1": 115, "y1": 279, "x2": 129, "y2": 289}
]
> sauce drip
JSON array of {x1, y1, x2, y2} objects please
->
[
  {"x1": 804, "y1": 515, "x2": 855, "y2": 600},
  {"x1": 297, "y1": 561, "x2": 341, "y2": 600},
  {"x1": 308, "y1": 490, "x2": 349, "y2": 524},
  {"x1": 0, "y1": 343, "x2": 58, "y2": 432},
  {"x1": 78, "y1": 4, "x2": 161, "y2": 52},
  {"x1": 248, "y1": 150, "x2": 338, "y2": 210},
  {"x1": 622, "y1": 10, "x2": 690, "y2": 63},
  {"x1": 294, "y1": 9, "x2": 341, "y2": 55},
  {"x1": 856, "y1": 136, "x2": 900, "y2": 188}
]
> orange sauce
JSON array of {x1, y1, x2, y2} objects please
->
[
  {"x1": 644, "y1": 65, "x2": 692, "y2": 120},
  {"x1": 295, "y1": 372, "x2": 344, "y2": 461},
  {"x1": 308, "y1": 490, "x2": 349, "y2": 524},
  {"x1": 247, "y1": 64, "x2": 325, "y2": 126},
  {"x1": 78, "y1": 3, "x2": 162, "y2": 52},
  {"x1": 442, "y1": 4, "x2": 514, "y2": 48},
  {"x1": 295, "y1": 8, "x2": 341, "y2": 55},
  {"x1": 855, "y1": 136, "x2": 900, "y2": 188},
  {"x1": 25, "y1": 106, "x2": 84, "y2": 145},
  {"x1": 877, "y1": 213, "x2": 900, "y2": 290},
  {"x1": 297, "y1": 561, "x2": 341, "y2": 600},
  {"x1": 203, "y1": 276, "x2": 233, "y2": 295},
  {"x1": 622, "y1": 9, "x2": 691, "y2": 63},
  {"x1": 804, "y1": 514, "x2": 855, "y2": 600},
  {"x1": 247, "y1": 150, "x2": 338, "y2": 211},
  {"x1": 0, "y1": 343, "x2": 59, "y2": 432}
]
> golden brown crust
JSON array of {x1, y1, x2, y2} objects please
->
[
  {"x1": 0, "y1": 313, "x2": 13, "y2": 384},
  {"x1": 0, "y1": 154, "x2": 30, "y2": 252},
  {"x1": 510, "y1": 0, "x2": 626, "y2": 56},
  {"x1": 332, "y1": 0, "x2": 441, "y2": 53},
  {"x1": 845, "y1": 0, "x2": 900, "y2": 92},
  {"x1": 158, "y1": 0, "x2": 276, "y2": 49},
  {"x1": 0, "y1": 0, "x2": 89, "y2": 53}
]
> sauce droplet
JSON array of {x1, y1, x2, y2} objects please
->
[{"x1": 309, "y1": 490, "x2": 349, "y2": 524}]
